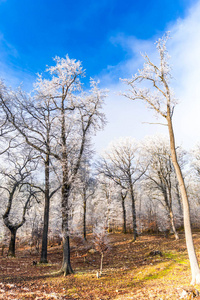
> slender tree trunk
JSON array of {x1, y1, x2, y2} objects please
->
[
  {"x1": 169, "y1": 209, "x2": 179, "y2": 240},
  {"x1": 107, "y1": 206, "x2": 111, "y2": 233},
  {"x1": 129, "y1": 181, "x2": 137, "y2": 241},
  {"x1": 60, "y1": 175, "x2": 73, "y2": 275},
  {"x1": 167, "y1": 111, "x2": 200, "y2": 284},
  {"x1": 100, "y1": 253, "x2": 104, "y2": 275},
  {"x1": 8, "y1": 228, "x2": 17, "y2": 257},
  {"x1": 121, "y1": 193, "x2": 127, "y2": 234},
  {"x1": 40, "y1": 156, "x2": 50, "y2": 263},
  {"x1": 106, "y1": 191, "x2": 111, "y2": 232},
  {"x1": 83, "y1": 197, "x2": 87, "y2": 240},
  {"x1": 59, "y1": 99, "x2": 73, "y2": 275},
  {"x1": 175, "y1": 182, "x2": 183, "y2": 226},
  {"x1": 175, "y1": 183, "x2": 182, "y2": 213},
  {"x1": 163, "y1": 187, "x2": 179, "y2": 240},
  {"x1": 168, "y1": 186, "x2": 179, "y2": 240},
  {"x1": 138, "y1": 195, "x2": 142, "y2": 234},
  {"x1": 61, "y1": 234, "x2": 73, "y2": 276}
]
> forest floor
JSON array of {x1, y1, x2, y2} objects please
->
[{"x1": 1, "y1": 232, "x2": 200, "y2": 299}]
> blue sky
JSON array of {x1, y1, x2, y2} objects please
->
[
  {"x1": 0, "y1": 0, "x2": 195, "y2": 79},
  {"x1": 0, "y1": 0, "x2": 200, "y2": 152}
]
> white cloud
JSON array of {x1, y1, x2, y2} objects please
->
[
  {"x1": 168, "y1": 1, "x2": 200, "y2": 150},
  {"x1": 95, "y1": 0, "x2": 200, "y2": 154}
]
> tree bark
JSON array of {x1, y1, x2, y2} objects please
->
[
  {"x1": 129, "y1": 181, "x2": 137, "y2": 241},
  {"x1": 100, "y1": 253, "x2": 104, "y2": 275},
  {"x1": 162, "y1": 185, "x2": 179, "y2": 240},
  {"x1": 59, "y1": 96, "x2": 73, "y2": 275},
  {"x1": 175, "y1": 182, "x2": 183, "y2": 226},
  {"x1": 83, "y1": 197, "x2": 87, "y2": 240},
  {"x1": 40, "y1": 155, "x2": 50, "y2": 263},
  {"x1": 8, "y1": 228, "x2": 17, "y2": 257},
  {"x1": 167, "y1": 184, "x2": 179, "y2": 240},
  {"x1": 121, "y1": 192, "x2": 127, "y2": 234},
  {"x1": 61, "y1": 234, "x2": 73, "y2": 276},
  {"x1": 169, "y1": 209, "x2": 179, "y2": 240},
  {"x1": 60, "y1": 174, "x2": 73, "y2": 275},
  {"x1": 167, "y1": 110, "x2": 200, "y2": 284}
]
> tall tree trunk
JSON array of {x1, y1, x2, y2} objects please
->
[
  {"x1": 169, "y1": 209, "x2": 179, "y2": 240},
  {"x1": 107, "y1": 206, "x2": 111, "y2": 233},
  {"x1": 40, "y1": 155, "x2": 50, "y2": 263},
  {"x1": 121, "y1": 192, "x2": 127, "y2": 234},
  {"x1": 60, "y1": 175, "x2": 73, "y2": 275},
  {"x1": 168, "y1": 185, "x2": 179, "y2": 240},
  {"x1": 100, "y1": 253, "x2": 104, "y2": 275},
  {"x1": 60, "y1": 99, "x2": 73, "y2": 275},
  {"x1": 129, "y1": 181, "x2": 137, "y2": 241},
  {"x1": 83, "y1": 197, "x2": 87, "y2": 240},
  {"x1": 167, "y1": 110, "x2": 200, "y2": 284},
  {"x1": 175, "y1": 182, "x2": 183, "y2": 226},
  {"x1": 163, "y1": 186, "x2": 179, "y2": 240},
  {"x1": 61, "y1": 234, "x2": 73, "y2": 276},
  {"x1": 8, "y1": 228, "x2": 17, "y2": 257},
  {"x1": 106, "y1": 191, "x2": 111, "y2": 232}
]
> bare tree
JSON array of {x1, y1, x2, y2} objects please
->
[
  {"x1": 0, "y1": 147, "x2": 40, "y2": 257},
  {"x1": 30, "y1": 56, "x2": 106, "y2": 275},
  {"x1": 120, "y1": 190, "x2": 128, "y2": 234},
  {"x1": 0, "y1": 56, "x2": 106, "y2": 275},
  {"x1": 141, "y1": 135, "x2": 181, "y2": 239},
  {"x1": 192, "y1": 144, "x2": 200, "y2": 179},
  {"x1": 122, "y1": 33, "x2": 200, "y2": 284},
  {"x1": 0, "y1": 83, "x2": 19, "y2": 155},
  {"x1": 97, "y1": 174, "x2": 128, "y2": 234},
  {"x1": 92, "y1": 174, "x2": 119, "y2": 233},
  {"x1": 76, "y1": 160, "x2": 95, "y2": 240},
  {"x1": 98, "y1": 137, "x2": 146, "y2": 241},
  {"x1": 0, "y1": 81, "x2": 60, "y2": 263},
  {"x1": 93, "y1": 223, "x2": 109, "y2": 277}
]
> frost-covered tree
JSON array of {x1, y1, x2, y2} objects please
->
[
  {"x1": 0, "y1": 56, "x2": 106, "y2": 275},
  {"x1": 0, "y1": 82, "x2": 19, "y2": 155},
  {"x1": 94, "y1": 175, "x2": 121, "y2": 232},
  {"x1": 192, "y1": 144, "x2": 200, "y2": 179},
  {"x1": 188, "y1": 145, "x2": 200, "y2": 228},
  {"x1": 93, "y1": 223, "x2": 109, "y2": 277},
  {"x1": 122, "y1": 33, "x2": 200, "y2": 284},
  {"x1": 95, "y1": 174, "x2": 129, "y2": 233},
  {"x1": 98, "y1": 137, "x2": 146, "y2": 241},
  {"x1": 0, "y1": 147, "x2": 40, "y2": 257},
  {"x1": 141, "y1": 135, "x2": 184, "y2": 239},
  {"x1": 119, "y1": 189, "x2": 128, "y2": 234},
  {"x1": 0, "y1": 82, "x2": 61, "y2": 263},
  {"x1": 74, "y1": 160, "x2": 95, "y2": 240},
  {"x1": 32, "y1": 56, "x2": 106, "y2": 275}
]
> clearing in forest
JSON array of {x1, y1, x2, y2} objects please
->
[{"x1": 0, "y1": 232, "x2": 199, "y2": 299}]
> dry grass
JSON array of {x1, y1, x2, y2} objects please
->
[{"x1": 0, "y1": 232, "x2": 200, "y2": 299}]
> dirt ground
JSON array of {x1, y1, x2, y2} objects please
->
[{"x1": 0, "y1": 232, "x2": 200, "y2": 299}]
